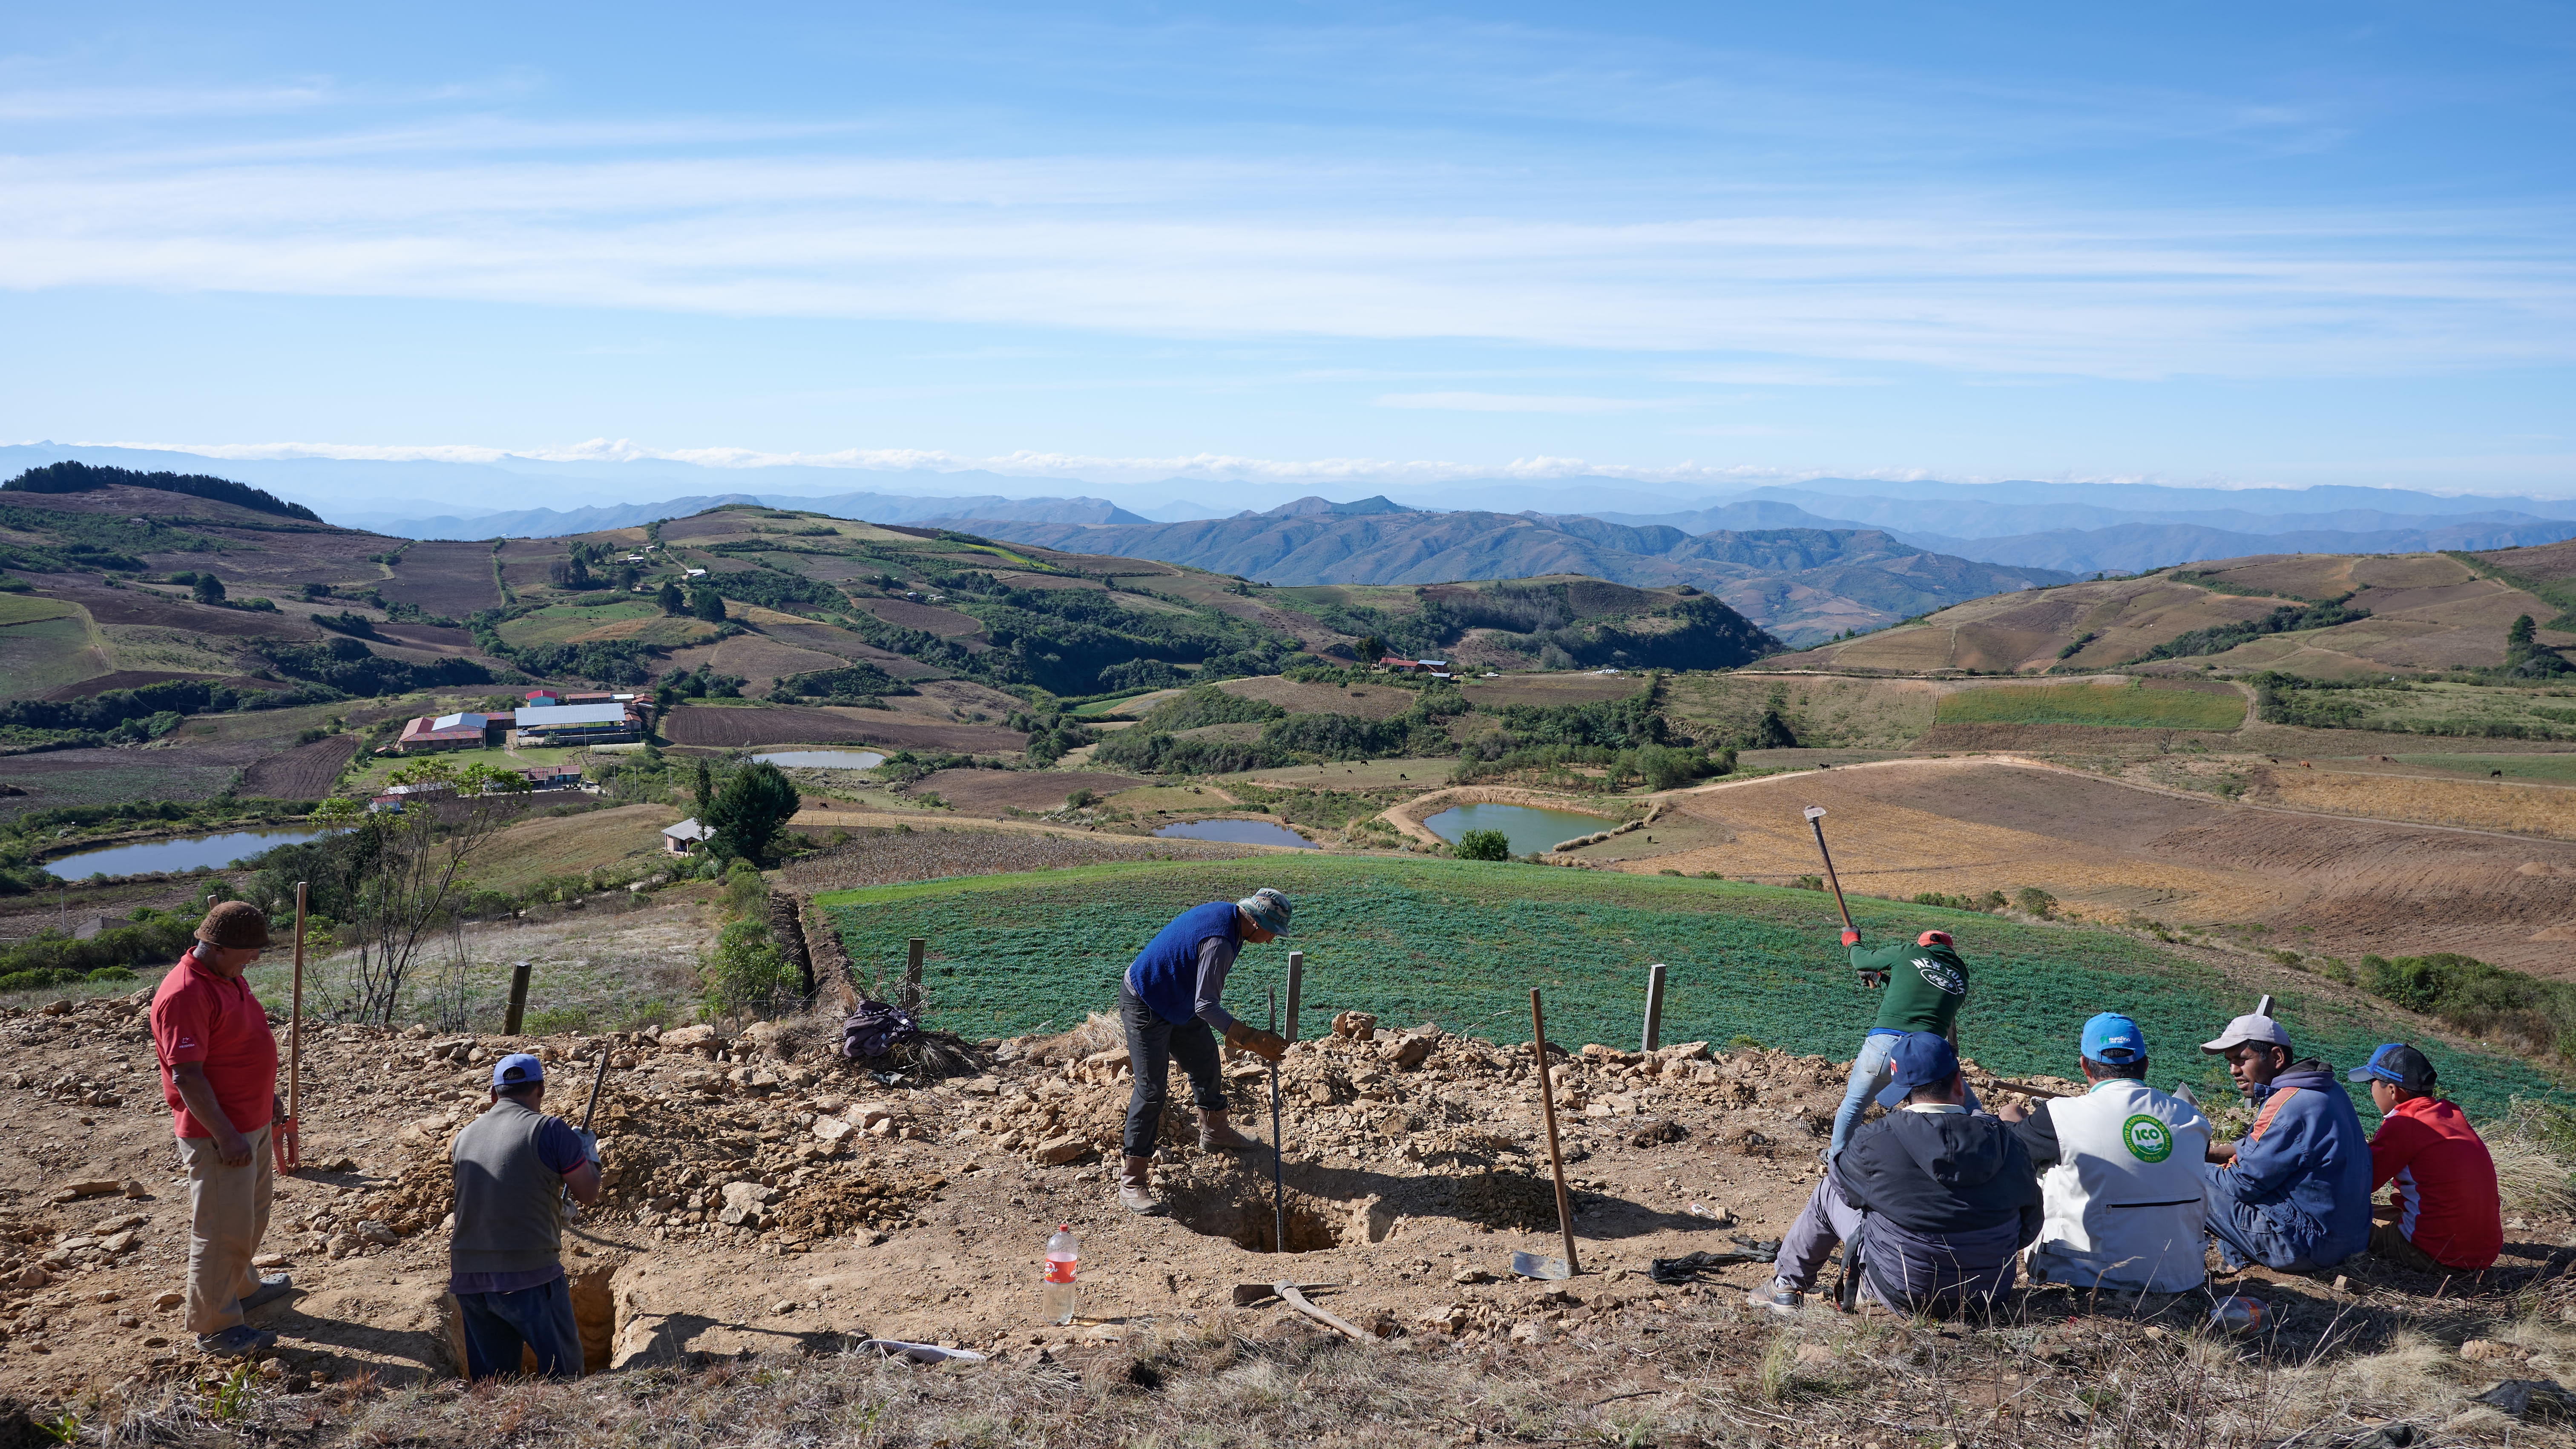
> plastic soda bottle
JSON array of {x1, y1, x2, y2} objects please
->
[{"x1": 1041, "y1": 1225, "x2": 1078, "y2": 1325}]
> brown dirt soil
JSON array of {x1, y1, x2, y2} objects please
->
[
  {"x1": 1457, "y1": 673, "x2": 1651, "y2": 707},
  {"x1": 1640, "y1": 757, "x2": 2576, "y2": 974},
  {"x1": 12, "y1": 989, "x2": 2571, "y2": 1438},
  {"x1": 662, "y1": 706, "x2": 1027, "y2": 754},
  {"x1": 2481, "y1": 537, "x2": 2576, "y2": 584},
  {"x1": 2251, "y1": 768, "x2": 2576, "y2": 842},
  {"x1": 239, "y1": 736, "x2": 361, "y2": 800},
  {"x1": 906, "y1": 769, "x2": 1145, "y2": 815},
  {"x1": 748, "y1": 621, "x2": 950, "y2": 679},
  {"x1": 858, "y1": 598, "x2": 985, "y2": 636},
  {"x1": 35, "y1": 671, "x2": 293, "y2": 702},
  {"x1": 54, "y1": 588, "x2": 324, "y2": 639},
  {"x1": 704, "y1": 635, "x2": 852, "y2": 691},
  {"x1": 378, "y1": 542, "x2": 504, "y2": 617}
]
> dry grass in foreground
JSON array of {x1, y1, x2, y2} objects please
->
[{"x1": 34, "y1": 1272, "x2": 2576, "y2": 1449}]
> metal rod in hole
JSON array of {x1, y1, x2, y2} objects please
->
[
  {"x1": 1641, "y1": 962, "x2": 1666, "y2": 1055},
  {"x1": 1270, "y1": 986, "x2": 1286, "y2": 1255},
  {"x1": 1284, "y1": 951, "x2": 1304, "y2": 1043},
  {"x1": 1529, "y1": 987, "x2": 1581, "y2": 1276},
  {"x1": 903, "y1": 937, "x2": 925, "y2": 1012},
  {"x1": 286, "y1": 882, "x2": 306, "y2": 1172},
  {"x1": 504, "y1": 960, "x2": 533, "y2": 1036}
]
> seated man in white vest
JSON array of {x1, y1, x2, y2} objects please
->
[
  {"x1": 449, "y1": 1053, "x2": 604, "y2": 1378},
  {"x1": 1998, "y1": 1012, "x2": 2212, "y2": 1295}
]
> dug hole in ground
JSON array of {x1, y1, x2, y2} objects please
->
[{"x1": 11, "y1": 990, "x2": 2576, "y2": 1445}]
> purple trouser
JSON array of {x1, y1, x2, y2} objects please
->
[{"x1": 1772, "y1": 1177, "x2": 1879, "y2": 1304}]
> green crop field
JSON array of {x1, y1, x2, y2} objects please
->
[
  {"x1": 0, "y1": 615, "x2": 101, "y2": 700},
  {"x1": 2394, "y1": 752, "x2": 2576, "y2": 784},
  {"x1": 0, "y1": 595, "x2": 80, "y2": 626},
  {"x1": 495, "y1": 600, "x2": 710, "y2": 650},
  {"x1": 1935, "y1": 680, "x2": 2246, "y2": 730},
  {"x1": 817, "y1": 855, "x2": 2564, "y2": 1119}
]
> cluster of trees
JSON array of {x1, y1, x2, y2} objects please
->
[
  {"x1": 654, "y1": 663, "x2": 748, "y2": 705},
  {"x1": 2135, "y1": 596, "x2": 2372, "y2": 664},
  {"x1": 262, "y1": 636, "x2": 494, "y2": 695},
  {"x1": 772, "y1": 661, "x2": 908, "y2": 705},
  {"x1": 1002, "y1": 702, "x2": 1097, "y2": 766},
  {"x1": 3, "y1": 461, "x2": 323, "y2": 521},
  {"x1": 2507, "y1": 615, "x2": 2572, "y2": 678},
  {"x1": 1095, "y1": 681, "x2": 1468, "y2": 774}
]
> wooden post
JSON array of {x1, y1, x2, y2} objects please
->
[
  {"x1": 1529, "y1": 988, "x2": 1581, "y2": 1276},
  {"x1": 1269, "y1": 987, "x2": 1286, "y2": 1255},
  {"x1": 902, "y1": 937, "x2": 926, "y2": 1013},
  {"x1": 1284, "y1": 951, "x2": 1304, "y2": 1042},
  {"x1": 286, "y1": 882, "x2": 306, "y2": 1170},
  {"x1": 504, "y1": 961, "x2": 534, "y2": 1036},
  {"x1": 1640, "y1": 963, "x2": 1667, "y2": 1054}
]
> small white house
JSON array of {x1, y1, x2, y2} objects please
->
[
  {"x1": 662, "y1": 818, "x2": 715, "y2": 854},
  {"x1": 685, "y1": 567, "x2": 708, "y2": 579}
]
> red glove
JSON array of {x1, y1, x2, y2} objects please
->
[{"x1": 1840, "y1": 929, "x2": 1860, "y2": 947}]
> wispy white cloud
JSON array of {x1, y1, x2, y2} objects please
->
[
  {"x1": 1373, "y1": 391, "x2": 1672, "y2": 413},
  {"x1": 3, "y1": 133, "x2": 2567, "y2": 379}
]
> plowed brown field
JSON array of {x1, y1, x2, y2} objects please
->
[
  {"x1": 239, "y1": 733, "x2": 360, "y2": 799},
  {"x1": 1642, "y1": 757, "x2": 2576, "y2": 975}
]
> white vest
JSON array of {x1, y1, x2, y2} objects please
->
[{"x1": 2029, "y1": 1078, "x2": 2211, "y2": 1294}]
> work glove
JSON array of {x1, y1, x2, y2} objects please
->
[
  {"x1": 1840, "y1": 930, "x2": 1860, "y2": 947},
  {"x1": 1223, "y1": 1021, "x2": 1289, "y2": 1062},
  {"x1": 574, "y1": 1129, "x2": 601, "y2": 1166}
]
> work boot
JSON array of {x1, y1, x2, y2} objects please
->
[
  {"x1": 1198, "y1": 1111, "x2": 1260, "y2": 1153},
  {"x1": 1117, "y1": 1156, "x2": 1165, "y2": 1216},
  {"x1": 196, "y1": 1325, "x2": 278, "y2": 1359}
]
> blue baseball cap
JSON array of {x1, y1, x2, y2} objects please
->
[
  {"x1": 492, "y1": 1052, "x2": 546, "y2": 1089},
  {"x1": 1874, "y1": 1032, "x2": 1961, "y2": 1108},
  {"x1": 2348, "y1": 1043, "x2": 2436, "y2": 1091},
  {"x1": 2081, "y1": 1012, "x2": 2147, "y2": 1065}
]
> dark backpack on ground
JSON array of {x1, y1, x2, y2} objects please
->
[{"x1": 841, "y1": 998, "x2": 921, "y2": 1060}]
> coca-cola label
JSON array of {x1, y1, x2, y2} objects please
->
[{"x1": 1043, "y1": 1259, "x2": 1076, "y2": 1284}]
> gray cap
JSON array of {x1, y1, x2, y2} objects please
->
[{"x1": 2200, "y1": 1014, "x2": 2291, "y2": 1054}]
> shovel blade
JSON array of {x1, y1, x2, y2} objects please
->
[{"x1": 1511, "y1": 1251, "x2": 1572, "y2": 1281}]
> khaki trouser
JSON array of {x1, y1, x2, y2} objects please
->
[
  {"x1": 2370, "y1": 1216, "x2": 2451, "y2": 1276},
  {"x1": 178, "y1": 1125, "x2": 273, "y2": 1336}
]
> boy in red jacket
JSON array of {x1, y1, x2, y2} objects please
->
[{"x1": 2350, "y1": 1044, "x2": 2500, "y2": 1273}]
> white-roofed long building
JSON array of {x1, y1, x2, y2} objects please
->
[{"x1": 514, "y1": 701, "x2": 640, "y2": 746}]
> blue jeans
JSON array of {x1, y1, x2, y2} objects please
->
[
  {"x1": 1829, "y1": 1032, "x2": 1983, "y2": 1160},
  {"x1": 457, "y1": 1274, "x2": 581, "y2": 1379},
  {"x1": 2201, "y1": 1161, "x2": 2323, "y2": 1272}
]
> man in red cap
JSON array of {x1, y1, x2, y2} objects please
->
[
  {"x1": 150, "y1": 900, "x2": 293, "y2": 1358},
  {"x1": 1826, "y1": 928, "x2": 1977, "y2": 1162}
]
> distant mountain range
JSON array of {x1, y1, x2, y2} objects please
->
[
  {"x1": 367, "y1": 491, "x2": 1151, "y2": 540},
  {"x1": 926, "y1": 497, "x2": 2069, "y2": 643}
]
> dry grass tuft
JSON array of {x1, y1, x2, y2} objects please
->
[{"x1": 2487, "y1": 1100, "x2": 2576, "y2": 1216}]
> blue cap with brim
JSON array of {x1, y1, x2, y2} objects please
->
[
  {"x1": 2348, "y1": 1043, "x2": 2435, "y2": 1090},
  {"x1": 1874, "y1": 1031, "x2": 1961, "y2": 1109},
  {"x1": 2082, "y1": 1012, "x2": 2147, "y2": 1065},
  {"x1": 492, "y1": 1052, "x2": 546, "y2": 1089}
]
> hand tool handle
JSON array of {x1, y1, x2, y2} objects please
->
[
  {"x1": 1806, "y1": 812, "x2": 1857, "y2": 934},
  {"x1": 578, "y1": 1038, "x2": 614, "y2": 1133},
  {"x1": 1269, "y1": 987, "x2": 1286, "y2": 1255},
  {"x1": 286, "y1": 881, "x2": 306, "y2": 1170},
  {"x1": 1530, "y1": 988, "x2": 1581, "y2": 1276}
]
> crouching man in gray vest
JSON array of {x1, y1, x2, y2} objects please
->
[
  {"x1": 449, "y1": 1052, "x2": 602, "y2": 1378},
  {"x1": 1998, "y1": 1013, "x2": 2211, "y2": 1295}
]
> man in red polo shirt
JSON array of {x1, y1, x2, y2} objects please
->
[
  {"x1": 2351, "y1": 1043, "x2": 2501, "y2": 1274},
  {"x1": 150, "y1": 901, "x2": 293, "y2": 1358}
]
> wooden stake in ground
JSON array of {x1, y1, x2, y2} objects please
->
[
  {"x1": 282, "y1": 881, "x2": 306, "y2": 1172},
  {"x1": 1641, "y1": 962, "x2": 1666, "y2": 1054},
  {"x1": 1529, "y1": 986, "x2": 1580, "y2": 1276},
  {"x1": 1269, "y1": 986, "x2": 1286, "y2": 1255}
]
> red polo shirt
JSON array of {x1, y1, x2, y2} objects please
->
[{"x1": 150, "y1": 951, "x2": 278, "y2": 1140}]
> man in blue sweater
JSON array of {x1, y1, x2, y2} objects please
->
[
  {"x1": 2199, "y1": 1014, "x2": 2373, "y2": 1272},
  {"x1": 1117, "y1": 889, "x2": 1294, "y2": 1215}
]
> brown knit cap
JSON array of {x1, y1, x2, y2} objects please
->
[{"x1": 193, "y1": 900, "x2": 270, "y2": 951}]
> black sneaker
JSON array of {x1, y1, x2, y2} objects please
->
[{"x1": 196, "y1": 1325, "x2": 278, "y2": 1358}]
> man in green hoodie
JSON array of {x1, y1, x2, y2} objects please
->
[{"x1": 1826, "y1": 928, "x2": 1976, "y2": 1162}]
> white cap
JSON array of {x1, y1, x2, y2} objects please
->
[{"x1": 2200, "y1": 1014, "x2": 2291, "y2": 1054}]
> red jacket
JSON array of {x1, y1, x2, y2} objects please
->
[{"x1": 2368, "y1": 1096, "x2": 2500, "y2": 1270}]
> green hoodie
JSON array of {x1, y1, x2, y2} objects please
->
[{"x1": 1851, "y1": 940, "x2": 1969, "y2": 1037}]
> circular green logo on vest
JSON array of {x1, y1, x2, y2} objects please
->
[{"x1": 2122, "y1": 1114, "x2": 2174, "y2": 1163}]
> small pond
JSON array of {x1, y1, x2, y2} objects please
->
[
  {"x1": 1421, "y1": 802, "x2": 1617, "y2": 857},
  {"x1": 48, "y1": 828, "x2": 349, "y2": 878},
  {"x1": 1154, "y1": 819, "x2": 1318, "y2": 850},
  {"x1": 750, "y1": 750, "x2": 887, "y2": 769}
]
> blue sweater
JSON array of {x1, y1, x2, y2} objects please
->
[
  {"x1": 1125, "y1": 901, "x2": 1242, "y2": 1029},
  {"x1": 2212, "y1": 1061, "x2": 2374, "y2": 1265}
]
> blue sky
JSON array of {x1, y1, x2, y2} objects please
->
[{"x1": 2, "y1": 2, "x2": 2572, "y2": 495}]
